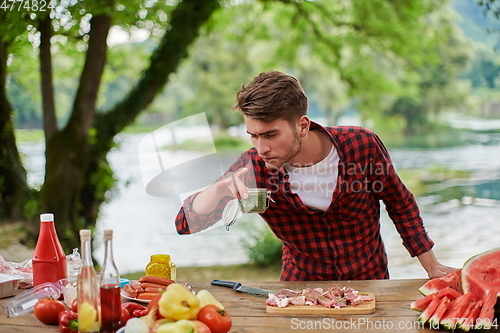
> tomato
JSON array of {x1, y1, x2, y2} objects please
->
[
  {"x1": 120, "y1": 306, "x2": 131, "y2": 326},
  {"x1": 33, "y1": 297, "x2": 67, "y2": 325},
  {"x1": 71, "y1": 298, "x2": 78, "y2": 312},
  {"x1": 197, "y1": 305, "x2": 232, "y2": 333},
  {"x1": 146, "y1": 293, "x2": 165, "y2": 319},
  {"x1": 192, "y1": 320, "x2": 212, "y2": 333}
]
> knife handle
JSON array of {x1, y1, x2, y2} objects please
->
[{"x1": 211, "y1": 280, "x2": 242, "y2": 290}]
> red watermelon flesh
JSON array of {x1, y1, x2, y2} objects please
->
[
  {"x1": 419, "y1": 269, "x2": 463, "y2": 296},
  {"x1": 462, "y1": 247, "x2": 500, "y2": 300},
  {"x1": 475, "y1": 290, "x2": 497, "y2": 330},
  {"x1": 458, "y1": 300, "x2": 482, "y2": 332},
  {"x1": 428, "y1": 296, "x2": 451, "y2": 328},
  {"x1": 439, "y1": 292, "x2": 476, "y2": 330},
  {"x1": 411, "y1": 293, "x2": 435, "y2": 312},
  {"x1": 418, "y1": 295, "x2": 441, "y2": 324}
]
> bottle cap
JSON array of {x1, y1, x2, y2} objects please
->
[
  {"x1": 103, "y1": 229, "x2": 113, "y2": 240},
  {"x1": 40, "y1": 213, "x2": 54, "y2": 222},
  {"x1": 79, "y1": 229, "x2": 91, "y2": 240}
]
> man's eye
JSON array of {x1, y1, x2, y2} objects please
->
[{"x1": 266, "y1": 134, "x2": 276, "y2": 138}]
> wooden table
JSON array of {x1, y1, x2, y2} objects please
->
[{"x1": 0, "y1": 279, "x2": 472, "y2": 332}]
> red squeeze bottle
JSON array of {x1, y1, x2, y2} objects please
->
[{"x1": 32, "y1": 213, "x2": 68, "y2": 287}]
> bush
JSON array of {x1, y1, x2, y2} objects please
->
[{"x1": 242, "y1": 224, "x2": 282, "y2": 267}]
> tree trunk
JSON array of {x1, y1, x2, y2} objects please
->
[
  {"x1": 0, "y1": 40, "x2": 32, "y2": 223},
  {"x1": 78, "y1": 0, "x2": 220, "y2": 245},
  {"x1": 39, "y1": 12, "x2": 112, "y2": 251}
]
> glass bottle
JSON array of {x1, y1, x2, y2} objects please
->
[
  {"x1": 32, "y1": 213, "x2": 68, "y2": 287},
  {"x1": 99, "y1": 229, "x2": 121, "y2": 333},
  {"x1": 77, "y1": 229, "x2": 99, "y2": 333},
  {"x1": 145, "y1": 254, "x2": 176, "y2": 280}
]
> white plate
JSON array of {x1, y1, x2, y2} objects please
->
[{"x1": 120, "y1": 290, "x2": 151, "y2": 303}]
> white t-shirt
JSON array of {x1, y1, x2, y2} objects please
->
[{"x1": 284, "y1": 146, "x2": 339, "y2": 211}]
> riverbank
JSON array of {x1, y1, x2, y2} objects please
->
[{"x1": 0, "y1": 222, "x2": 281, "y2": 281}]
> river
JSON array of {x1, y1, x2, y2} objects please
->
[{"x1": 18, "y1": 114, "x2": 500, "y2": 279}]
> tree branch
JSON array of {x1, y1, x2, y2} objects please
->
[{"x1": 95, "y1": 0, "x2": 220, "y2": 149}]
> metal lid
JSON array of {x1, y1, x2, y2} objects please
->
[{"x1": 222, "y1": 199, "x2": 242, "y2": 231}]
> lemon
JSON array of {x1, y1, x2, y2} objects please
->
[{"x1": 78, "y1": 302, "x2": 99, "y2": 332}]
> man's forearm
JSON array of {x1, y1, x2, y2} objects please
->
[
  {"x1": 191, "y1": 184, "x2": 225, "y2": 215},
  {"x1": 417, "y1": 249, "x2": 458, "y2": 279}
]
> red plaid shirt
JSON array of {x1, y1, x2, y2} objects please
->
[{"x1": 175, "y1": 122, "x2": 434, "y2": 281}]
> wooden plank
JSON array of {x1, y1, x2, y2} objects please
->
[{"x1": 265, "y1": 292, "x2": 375, "y2": 315}]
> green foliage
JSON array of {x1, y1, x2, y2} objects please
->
[{"x1": 242, "y1": 223, "x2": 283, "y2": 267}]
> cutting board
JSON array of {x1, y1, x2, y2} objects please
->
[{"x1": 266, "y1": 292, "x2": 375, "y2": 315}]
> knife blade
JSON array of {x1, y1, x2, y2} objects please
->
[{"x1": 211, "y1": 280, "x2": 275, "y2": 297}]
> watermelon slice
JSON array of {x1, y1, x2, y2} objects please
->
[
  {"x1": 419, "y1": 269, "x2": 463, "y2": 296},
  {"x1": 457, "y1": 300, "x2": 482, "y2": 332},
  {"x1": 462, "y1": 247, "x2": 500, "y2": 300},
  {"x1": 428, "y1": 296, "x2": 451, "y2": 328},
  {"x1": 411, "y1": 293, "x2": 435, "y2": 312},
  {"x1": 439, "y1": 292, "x2": 476, "y2": 330},
  {"x1": 475, "y1": 290, "x2": 497, "y2": 330},
  {"x1": 418, "y1": 295, "x2": 441, "y2": 324}
]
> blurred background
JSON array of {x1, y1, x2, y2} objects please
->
[{"x1": 1, "y1": 0, "x2": 500, "y2": 279}]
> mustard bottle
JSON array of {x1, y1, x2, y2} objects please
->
[{"x1": 145, "y1": 254, "x2": 176, "y2": 280}]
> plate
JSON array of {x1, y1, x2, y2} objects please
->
[{"x1": 120, "y1": 290, "x2": 151, "y2": 303}]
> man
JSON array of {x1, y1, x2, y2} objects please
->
[{"x1": 175, "y1": 70, "x2": 456, "y2": 281}]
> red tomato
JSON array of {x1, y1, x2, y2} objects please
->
[
  {"x1": 192, "y1": 320, "x2": 212, "y2": 333},
  {"x1": 71, "y1": 298, "x2": 78, "y2": 312},
  {"x1": 146, "y1": 293, "x2": 165, "y2": 319},
  {"x1": 120, "y1": 306, "x2": 131, "y2": 326},
  {"x1": 197, "y1": 305, "x2": 232, "y2": 333},
  {"x1": 33, "y1": 297, "x2": 67, "y2": 325}
]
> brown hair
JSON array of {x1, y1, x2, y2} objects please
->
[{"x1": 233, "y1": 71, "x2": 308, "y2": 123}]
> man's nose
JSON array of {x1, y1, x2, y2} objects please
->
[{"x1": 255, "y1": 139, "x2": 270, "y2": 154}]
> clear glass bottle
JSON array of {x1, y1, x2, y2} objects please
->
[
  {"x1": 77, "y1": 229, "x2": 99, "y2": 333},
  {"x1": 32, "y1": 213, "x2": 68, "y2": 287},
  {"x1": 145, "y1": 254, "x2": 176, "y2": 280},
  {"x1": 99, "y1": 229, "x2": 121, "y2": 333}
]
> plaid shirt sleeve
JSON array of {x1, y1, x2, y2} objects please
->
[{"x1": 370, "y1": 133, "x2": 434, "y2": 257}]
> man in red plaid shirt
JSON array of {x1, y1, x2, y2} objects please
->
[{"x1": 175, "y1": 71, "x2": 456, "y2": 281}]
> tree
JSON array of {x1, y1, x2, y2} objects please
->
[{"x1": 0, "y1": 0, "x2": 457, "y2": 252}]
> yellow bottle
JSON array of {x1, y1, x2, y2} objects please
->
[{"x1": 145, "y1": 254, "x2": 176, "y2": 280}]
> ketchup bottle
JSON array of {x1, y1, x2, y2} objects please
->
[{"x1": 32, "y1": 213, "x2": 68, "y2": 287}]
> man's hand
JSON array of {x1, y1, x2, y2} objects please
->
[
  {"x1": 417, "y1": 250, "x2": 459, "y2": 279},
  {"x1": 191, "y1": 168, "x2": 249, "y2": 215},
  {"x1": 426, "y1": 265, "x2": 459, "y2": 279}
]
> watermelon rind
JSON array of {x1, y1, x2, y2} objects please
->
[{"x1": 461, "y1": 247, "x2": 500, "y2": 300}]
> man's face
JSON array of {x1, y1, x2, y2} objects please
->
[{"x1": 244, "y1": 116, "x2": 302, "y2": 169}]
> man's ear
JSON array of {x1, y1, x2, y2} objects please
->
[{"x1": 297, "y1": 116, "x2": 310, "y2": 137}]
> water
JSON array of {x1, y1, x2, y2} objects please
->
[{"x1": 18, "y1": 116, "x2": 500, "y2": 279}]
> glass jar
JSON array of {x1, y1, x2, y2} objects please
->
[{"x1": 145, "y1": 254, "x2": 176, "y2": 280}]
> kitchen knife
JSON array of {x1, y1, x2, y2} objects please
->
[{"x1": 211, "y1": 280, "x2": 275, "y2": 297}]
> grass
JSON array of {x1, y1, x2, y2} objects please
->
[{"x1": 122, "y1": 263, "x2": 282, "y2": 282}]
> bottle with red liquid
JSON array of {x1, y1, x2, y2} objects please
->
[
  {"x1": 32, "y1": 213, "x2": 68, "y2": 287},
  {"x1": 99, "y1": 229, "x2": 121, "y2": 333}
]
